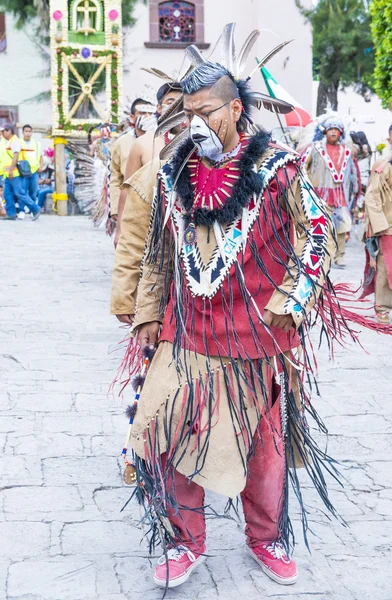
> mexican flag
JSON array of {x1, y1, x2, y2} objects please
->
[{"x1": 260, "y1": 65, "x2": 312, "y2": 128}]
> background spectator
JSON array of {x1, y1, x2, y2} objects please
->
[
  {"x1": 19, "y1": 124, "x2": 43, "y2": 216},
  {"x1": 37, "y1": 147, "x2": 54, "y2": 210},
  {"x1": 0, "y1": 123, "x2": 41, "y2": 221}
]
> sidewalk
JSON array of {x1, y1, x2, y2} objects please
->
[{"x1": 0, "y1": 217, "x2": 391, "y2": 600}]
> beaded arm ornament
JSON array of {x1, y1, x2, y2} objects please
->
[{"x1": 122, "y1": 346, "x2": 156, "y2": 485}]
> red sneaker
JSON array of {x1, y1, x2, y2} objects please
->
[
  {"x1": 247, "y1": 541, "x2": 298, "y2": 585},
  {"x1": 154, "y1": 544, "x2": 206, "y2": 588}
]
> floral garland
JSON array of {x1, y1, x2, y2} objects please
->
[{"x1": 56, "y1": 46, "x2": 119, "y2": 134}]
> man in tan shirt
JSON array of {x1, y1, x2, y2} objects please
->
[
  {"x1": 363, "y1": 147, "x2": 392, "y2": 324},
  {"x1": 110, "y1": 159, "x2": 160, "y2": 323},
  {"x1": 113, "y1": 82, "x2": 182, "y2": 247},
  {"x1": 109, "y1": 98, "x2": 154, "y2": 221}
]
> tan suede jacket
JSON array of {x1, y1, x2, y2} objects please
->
[
  {"x1": 110, "y1": 158, "x2": 161, "y2": 316},
  {"x1": 109, "y1": 132, "x2": 136, "y2": 217},
  {"x1": 365, "y1": 162, "x2": 392, "y2": 236}
]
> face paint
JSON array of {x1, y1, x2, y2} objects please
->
[
  {"x1": 326, "y1": 127, "x2": 342, "y2": 145},
  {"x1": 100, "y1": 126, "x2": 111, "y2": 139},
  {"x1": 190, "y1": 115, "x2": 223, "y2": 160},
  {"x1": 135, "y1": 114, "x2": 156, "y2": 132}
]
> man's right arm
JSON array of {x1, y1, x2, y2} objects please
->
[
  {"x1": 114, "y1": 139, "x2": 144, "y2": 246},
  {"x1": 109, "y1": 141, "x2": 122, "y2": 217},
  {"x1": 364, "y1": 164, "x2": 392, "y2": 235},
  {"x1": 110, "y1": 161, "x2": 159, "y2": 321},
  {"x1": 111, "y1": 186, "x2": 151, "y2": 320},
  {"x1": 124, "y1": 139, "x2": 143, "y2": 181}
]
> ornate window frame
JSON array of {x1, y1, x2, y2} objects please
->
[
  {"x1": 70, "y1": 0, "x2": 103, "y2": 34},
  {"x1": 146, "y1": 0, "x2": 209, "y2": 49}
]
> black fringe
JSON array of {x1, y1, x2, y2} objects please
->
[{"x1": 127, "y1": 133, "x2": 347, "y2": 557}]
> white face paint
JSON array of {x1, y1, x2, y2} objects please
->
[
  {"x1": 190, "y1": 115, "x2": 223, "y2": 160},
  {"x1": 136, "y1": 114, "x2": 156, "y2": 132}
]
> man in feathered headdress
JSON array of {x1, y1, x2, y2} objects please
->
[
  {"x1": 117, "y1": 24, "x2": 341, "y2": 589},
  {"x1": 302, "y1": 116, "x2": 361, "y2": 268},
  {"x1": 117, "y1": 25, "x2": 391, "y2": 592}
]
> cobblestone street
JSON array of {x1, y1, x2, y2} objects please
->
[{"x1": 1, "y1": 216, "x2": 391, "y2": 600}]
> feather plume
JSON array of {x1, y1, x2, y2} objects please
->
[
  {"x1": 156, "y1": 95, "x2": 184, "y2": 127},
  {"x1": 181, "y1": 63, "x2": 195, "y2": 81},
  {"x1": 142, "y1": 345, "x2": 157, "y2": 360},
  {"x1": 248, "y1": 91, "x2": 294, "y2": 114},
  {"x1": 220, "y1": 23, "x2": 236, "y2": 73},
  {"x1": 125, "y1": 404, "x2": 138, "y2": 420},
  {"x1": 155, "y1": 112, "x2": 186, "y2": 138},
  {"x1": 160, "y1": 129, "x2": 191, "y2": 161},
  {"x1": 140, "y1": 67, "x2": 174, "y2": 82},
  {"x1": 185, "y1": 44, "x2": 206, "y2": 67},
  {"x1": 131, "y1": 373, "x2": 146, "y2": 392},
  {"x1": 248, "y1": 40, "x2": 293, "y2": 80},
  {"x1": 67, "y1": 141, "x2": 105, "y2": 215},
  {"x1": 236, "y1": 29, "x2": 260, "y2": 78}
]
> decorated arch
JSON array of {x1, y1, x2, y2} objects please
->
[{"x1": 50, "y1": 0, "x2": 123, "y2": 137}]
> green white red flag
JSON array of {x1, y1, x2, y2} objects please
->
[{"x1": 260, "y1": 65, "x2": 312, "y2": 128}]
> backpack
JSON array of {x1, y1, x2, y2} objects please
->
[{"x1": 17, "y1": 159, "x2": 32, "y2": 178}]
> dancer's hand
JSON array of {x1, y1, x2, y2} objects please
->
[
  {"x1": 116, "y1": 314, "x2": 134, "y2": 325},
  {"x1": 114, "y1": 228, "x2": 121, "y2": 248},
  {"x1": 263, "y1": 310, "x2": 294, "y2": 332},
  {"x1": 137, "y1": 321, "x2": 160, "y2": 349}
]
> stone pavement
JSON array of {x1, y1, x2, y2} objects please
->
[{"x1": 0, "y1": 216, "x2": 391, "y2": 600}]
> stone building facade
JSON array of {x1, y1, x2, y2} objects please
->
[{"x1": 0, "y1": 0, "x2": 313, "y2": 139}]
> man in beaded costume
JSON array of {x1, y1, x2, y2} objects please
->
[
  {"x1": 120, "y1": 25, "x2": 352, "y2": 590},
  {"x1": 362, "y1": 142, "x2": 392, "y2": 324},
  {"x1": 301, "y1": 116, "x2": 361, "y2": 268}
]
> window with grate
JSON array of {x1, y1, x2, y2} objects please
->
[
  {"x1": 0, "y1": 13, "x2": 6, "y2": 53},
  {"x1": 159, "y1": 1, "x2": 195, "y2": 43}
]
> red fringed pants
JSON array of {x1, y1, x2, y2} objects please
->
[{"x1": 162, "y1": 398, "x2": 285, "y2": 551}]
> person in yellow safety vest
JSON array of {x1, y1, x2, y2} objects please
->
[
  {"x1": 0, "y1": 128, "x2": 7, "y2": 178},
  {"x1": 20, "y1": 124, "x2": 43, "y2": 213},
  {"x1": 0, "y1": 123, "x2": 41, "y2": 221},
  {"x1": 0, "y1": 130, "x2": 6, "y2": 216}
]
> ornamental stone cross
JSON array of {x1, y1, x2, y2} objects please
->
[{"x1": 77, "y1": 0, "x2": 97, "y2": 35}]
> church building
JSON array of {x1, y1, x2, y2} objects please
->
[{"x1": 0, "y1": 0, "x2": 313, "y2": 137}]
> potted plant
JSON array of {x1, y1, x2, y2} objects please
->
[{"x1": 111, "y1": 24, "x2": 119, "y2": 46}]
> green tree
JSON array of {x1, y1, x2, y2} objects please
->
[
  {"x1": 296, "y1": 0, "x2": 374, "y2": 115},
  {"x1": 369, "y1": 0, "x2": 392, "y2": 110}
]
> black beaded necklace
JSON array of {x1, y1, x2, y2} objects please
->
[{"x1": 171, "y1": 130, "x2": 272, "y2": 229}]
